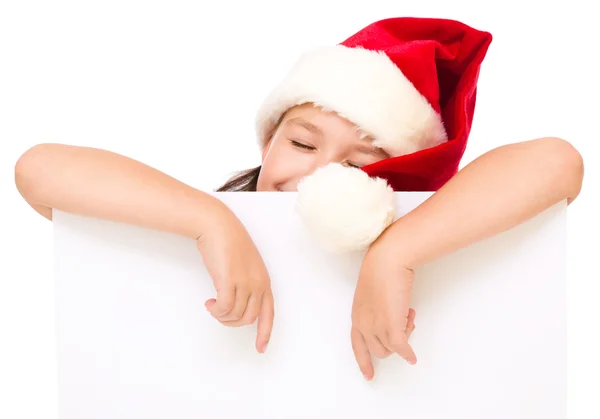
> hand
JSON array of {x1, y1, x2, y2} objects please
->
[
  {"x1": 351, "y1": 237, "x2": 417, "y2": 380},
  {"x1": 196, "y1": 204, "x2": 274, "y2": 354}
]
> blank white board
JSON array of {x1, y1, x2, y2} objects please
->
[{"x1": 53, "y1": 192, "x2": 567, "y2": 418}]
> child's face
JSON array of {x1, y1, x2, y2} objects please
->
[{"x1": 256, "y1": 104, "x2": 390, "y2": 191}]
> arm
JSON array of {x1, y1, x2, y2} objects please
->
[
  {"x1": 381, "y1": 136, "x2": 584, "y2": 268},
  {"x1": 15, "y1": 143, "x2": 275, "y2": 350},
  {"x1": 14, "y1": 143, "x2": 229, "y2": 240},
  {"x1": 351, "y1": 136, "x2": 583, "y2": 378}
]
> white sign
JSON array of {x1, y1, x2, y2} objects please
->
[{"x1": 53, "y1": 193, "x2": 567, "y2": 418}]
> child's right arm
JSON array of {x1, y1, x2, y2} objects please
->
[
  {"x1": 14, "y1": 143, "x2": 274, "y2": 353},
  {"x1": 15, "y1": 143, "x2": 223, "y2": 239}
]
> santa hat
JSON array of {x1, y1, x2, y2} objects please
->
[{"x1": 255, "y1": 17, "x2": 493, "y2": 253}]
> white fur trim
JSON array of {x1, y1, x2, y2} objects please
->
[
  {"x1": 256, "y1": 45, "x2": 447, "y2": 156},
  {"x1": 296, "y1": 163, "x2": 396, "y2": 253}
]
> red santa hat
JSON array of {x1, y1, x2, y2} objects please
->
[{"x1": 255, "y1": 17, "x2": 493, "y2": 253}]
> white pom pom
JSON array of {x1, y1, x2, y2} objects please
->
[{"x1": 295, "y1": 163, "x2": 396, "y2": 253}]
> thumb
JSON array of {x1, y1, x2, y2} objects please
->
[
  {"x1": 209, "y1": 284, "x2": 235, "y2": 317},
  {"x1": 204, "y1": 298, "x2": 216, "y2": 311}
]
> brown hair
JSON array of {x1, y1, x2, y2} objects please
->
[
  {"x1": 216, "y1": 166, "x2": 261, "y2": 191},
  {"x1": 216, "y1": 108, "x2": 294, "y2": 192}
]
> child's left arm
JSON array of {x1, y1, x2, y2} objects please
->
[{"x1": 350, "y1": 136, "x2": 584, "y2": 380}]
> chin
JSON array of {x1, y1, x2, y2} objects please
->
[
  {"x1": 255, "y1": 184, "x2": 273, "y2": 192},
  {"x1": 256, "y1": 182, "x2": 283, "y2": 192}
]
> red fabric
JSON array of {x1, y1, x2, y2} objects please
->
[{"x1": 341, "y1": 17, "x2": 493, "y2": 191}]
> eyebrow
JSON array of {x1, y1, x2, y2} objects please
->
[{"x1": 285, "y1": 118, "x2": 323, "y2": 135}]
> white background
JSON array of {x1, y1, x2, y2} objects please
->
[{"x1": 1, "y1": 0, "x2": 598, "y2": 418}]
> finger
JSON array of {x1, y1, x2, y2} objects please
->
[
  {"x1": 217, "y1": 285, "x2": 250, "y2": 322},
  {"x1": 256, "y1": 292, "x2": 274, "y2": 353},
  {"x1": 405, "y1": 309, "x2": 416, "y2": 340},
  {"x1": 351, "y1": 327, "x2": 374, "y2": 380},
  {"x1": 406, "y1": 323, "x2": 416, "y2": 340},
  {"x1": 209, "y1": 283, "x2": 236, "y2": 318},
  {"x1": 365, "y1": 334, "x2": 392, "y2": 359},
  {"x1": 388, "y1": 329, "x2": 417, "y2": 365},
  {"x1": 382, "y1": 308, "x2": 417, "y2": 364},
  {"x1": 221, "y1": 294, "x2": 260, "y2": 327}
]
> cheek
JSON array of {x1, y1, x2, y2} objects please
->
[
  {"x1": 258, "y1": 143, "x2": 309, "y2": 190},
  {"x1": 257, "y1": 146, "x2": 287, "y2": 190}
]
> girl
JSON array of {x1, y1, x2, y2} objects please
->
[{"x1": 14, "y1": 17, "x2": 584, "y2": 381}]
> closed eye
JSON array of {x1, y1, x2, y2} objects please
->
[{"x1": 290, "y1": 140, "x2": 316, "y2": 150}]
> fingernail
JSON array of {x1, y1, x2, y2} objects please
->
[{"x1": 363, "y1": 374, "x2": 371, "y2": 381}]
